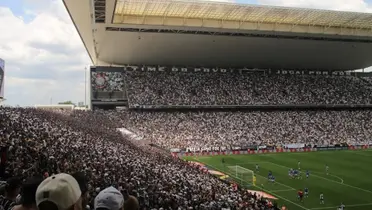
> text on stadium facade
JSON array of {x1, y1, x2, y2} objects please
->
[
  {"x1": 275, "y1": 70, "x2": 352, "y2": 76},
  {"x1": 125, "y1": 66, "x2": 234, "y2": 73},
  {"x1": 124, "y1": 66, "x2": 352, "y2": 76}
]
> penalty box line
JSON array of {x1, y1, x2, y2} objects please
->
[
  {"x1": 196, "y1": 160, "x2": 309, "y2": 210},
  {"x1": 232, "y1": 164, "x2": 296, "y2": 191},
  {"x1": 310, "y1": 202, "x2": 372, "y2": 210},
  {"x1": 266, "y1": 161, "x2": 372, "y2": 194},
  {"x1": 271, "y1": 189, "x2": 297, "y2": 193}
]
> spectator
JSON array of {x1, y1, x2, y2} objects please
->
[
  {"x1": 0, "y1": 177, "x2": 21, "y2": 210},
  {"x1": 125, "y1": 71, "x2": 372, "y2": 106},
  {"x1": 123, "y1": 195, "x2": 139, "y2": 210},
  {"x1": 115, "y1": 110, "x2": 372, "y2": 150},
  {"x1": 72, "y1": 172, "x2": 89, "y2": 210},
  {"x1": 94, "y1": 187, "x2": 124, "y2": 210},
  {"x1": 36, "y1": 173, "x2": 82, "y2": 210},
  {"x1": 0, "y1": 107, "x2": 294, "y2": 209},
  {"x1": 12, "y1": 176, "x2": 43, "y2": 210}
]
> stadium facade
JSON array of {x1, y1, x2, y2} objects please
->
[{"x1": 63, "y1": 0, "x2": 372, "y2": 109}]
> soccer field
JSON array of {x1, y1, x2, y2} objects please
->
[{"x1": 185, "y1": 150, "x2": 372, "y2": 210}]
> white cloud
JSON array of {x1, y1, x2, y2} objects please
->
[
  {"x1": 258, "y1": 0, "x2": 372, "y2": 12},
  {"x1": 0, "y1": 1, "x2": 90, "y2": 106}
]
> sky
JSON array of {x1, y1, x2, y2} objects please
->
[{"x1": 0, "y1": 0, "x2": 372, "y2": 106}]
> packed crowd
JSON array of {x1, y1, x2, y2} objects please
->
[
  {"x1": 118, "y1": 110, "x2": 372, "y2": 150},
  {"x1": 91, "y1": 72, "x2": 125, "y2": 92},
  {"x1": 0, "y1": 107, "x2": 278, "y2": 210},
  {"x1": 125, "y1": 71, "x2": 372, "y2": 106}
]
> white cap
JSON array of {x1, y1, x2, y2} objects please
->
[
  {"x1": 94, "y1": 187, "x2": 124, "y2": 210},
  {"x1": 36, "y1": 173, "x2": 81, "y2": 210}
]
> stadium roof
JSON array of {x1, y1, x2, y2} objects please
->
[
  {"x1": 63, "y1": 0, "x2": 372, "y2": 70},
  {"x1": 113, "y1": 0, "x2": 372, "y2": 30}
]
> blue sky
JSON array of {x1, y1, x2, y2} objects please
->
[
  {"x1": 0, "y1": 0, "x2": 372, "y2": 106},
  {"x1": 0, "y1": 0, "x2": 39, "y2": 23}
]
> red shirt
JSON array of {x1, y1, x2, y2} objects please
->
[{"x1": 298, "y1": 191, "x2": 303, "y2": 196}]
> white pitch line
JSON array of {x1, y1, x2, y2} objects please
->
[
  {"x1": 271, "y1": 189, "x2": 296, "y2": 193},
  {"x1": 194, "y1": 159, "x2": 309, "y2": 210},
  {"x1": 310, "y1": 202, "x2": 372, "y2": 210},
  {"x1": 235, "y1": 165, "x2": 296, "y2": 191},
  {"x1": 196, "y1": 156, "x2": 211, "y2": 159},
  {"x1": 198, "y1": 159, "x2": 295, "y2": 191},
  {"x1": 347, "y1": 151, "x2": 372, "y2": 157},
  {"x1": 241, "y1": 177, "x2": 309, "y2": 210},
  {"x1": 267, "y1": 161, "x2": 372, "y2": 194},
  {"x1": 312, "y1": 171, "x2": 344, "y2": 184}
]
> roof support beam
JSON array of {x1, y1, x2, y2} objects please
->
[
  {"x1": 162, "y1": 2, "x2": 173, "y2": 25},
  {"x1": 182, "y1": 4, "x2": 193, "y2": 25},
  {"x1": 141, "y1": 1, "x2": 151, "y2": 25},
  {"x1": 342, "y1": 14, "x2": 362, "y2": 26},
  {"x1": 221, "y1": 5, "x2": 237, "y2": 21},
  {"x1": 120, "y1": 1, "x2": 126, "y2": 23}
]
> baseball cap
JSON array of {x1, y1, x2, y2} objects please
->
[
  {"x1": 36, "y1": 173, "x2": 82, "y2": 210},
  {"x1": 94, "y1": 187, "x2": 124, "y2": 210}
]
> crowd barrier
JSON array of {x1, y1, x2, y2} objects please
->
[{"x1": 172, "y1": 145, "x2": 370, "y2": 157}]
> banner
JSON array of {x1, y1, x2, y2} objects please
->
[
  {"x1": 125, "y1": 65, "x2": 236, "y2": 73},
  {"x1": 91, "y1": 65, "x2": 370, "y2": 78},
  {"x1": 284, "y1": 143, "x2": 305, "y2": 149},
  {"x1": 273, "y1": 69, "x2": 351, "y2": 76},
  {"x1": 175, "y1": 145, "x2": 368, "y2": 157},
  {"x1": 117, "y1": 128, "x2": 142, "y2": 141},
  {"x1": 123, "y1": 65, "x2": 354, "y2": 76},
  {"x1": 316, "y1": 146, "x2": 348, "y2": 151},
  {"x1": 0, "y1": 58, "x2": 4, "y2": 99}
]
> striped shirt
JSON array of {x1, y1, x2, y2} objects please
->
[{"x1": 0, "y1": 196, "x2": 15, "y2": 210}]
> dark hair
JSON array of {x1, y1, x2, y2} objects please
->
[
  {"x1": 38, "y1": 201, "x2": 59, "y2": 210},
  {"x1": 124, "y1": 196, "x2": 139, "y2": 210},
  {"x1": 38, "y1": 201, "x2": 76, "y2": 210},
  {"x1": 96, "y1": 208, "x2": 110, "y2": 210},
  {"x1": 5, "y1": 177, "x2": 21, "y2": 194},
  {"x1": 72, "y1": 172, "x2": 88, "y2": 194},
  {"x1": 21, "y1": 176, "x2": 43, "y2": 207}
]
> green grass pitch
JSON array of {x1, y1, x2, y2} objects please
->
[{"x1": 184, "y1": 150, "x2": 372, "y2": 210}]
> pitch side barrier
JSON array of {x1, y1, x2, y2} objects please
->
[{"x1": 172, "y1": 145, "x2": 370, "y2": 157}]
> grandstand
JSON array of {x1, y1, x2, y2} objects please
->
[{"x1": 63, "y1": 0, "x2": 372, "y2": 109}]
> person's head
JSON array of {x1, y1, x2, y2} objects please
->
[
  {"x1": 20, "y1": 176, "x2": 43, "y2": 208},
  {"x1": 94, "y1": 187, "x2": 124, "y2": 210},
  {"x1": 36, "y1": 173, "x2": 82, "y2": 210},
  {"x1": 72, "y1": 172, "x2": 88, "y2": 208},
  {"x1": 124, "y1": 195, "x2": 139, "y2": 210},
  {"x1": 5, "y1": 177, "x2": 21, "y2": 199}
]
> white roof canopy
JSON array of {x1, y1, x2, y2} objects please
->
[
  {"x1": 114, "y1": 0, "x2": 372, "y2": 30},
  {"x1": 63, "y1": 0, "x2": 372, "y2": 70}
]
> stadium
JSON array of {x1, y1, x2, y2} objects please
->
[{"x1": 1, "y1": 0, "x2": 372, "y2": 210}]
